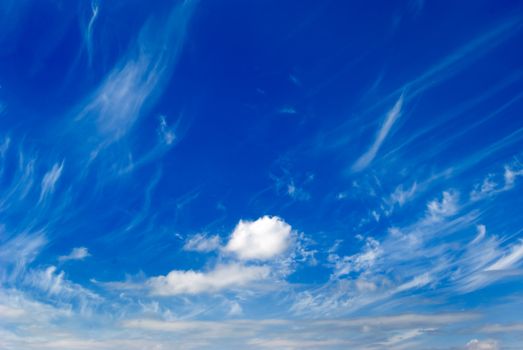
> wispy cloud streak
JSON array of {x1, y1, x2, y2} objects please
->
[
  {"x1": 75, "y1": 1, "x2": 195, "y2": 150},
  {"x1": 352, "y1": 94, "x2": 403, "y2": 172}
]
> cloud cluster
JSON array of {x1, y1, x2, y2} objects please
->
[{"x1": 145, "y1": 216, "x2": 297, "y2": 296}]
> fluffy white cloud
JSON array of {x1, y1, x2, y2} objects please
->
[
  {"x1": 224, "y1": 216, "x2": 293, "y2": 261},
  {"x1": 59, "y1": 247, "x2": 90, "y2": 262},
  {"x1": 183, "y1": 234, "x2": 220, "y2": 253},
  {"x1": 148, "y1": 264, "x2": 270, "y2": 296}
]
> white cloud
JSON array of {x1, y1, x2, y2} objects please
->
[
  {"x1": 389, "y1": 182, "x2": 417, "y2": 207},
  {"x1": 465, "y1": 339, "x2": 499, "y2": 350},
  {"x1": 227, "y1": 300, "x2": 243, "y2": 316},
  {"x1": 25, "y1": 266, "x2": 101, "y2": 304},
  {"x1": 426, "y1": 190, "x2": 459, "y2": 220},
  {"x1": 0, "y1": 304, "x2": 25, "y2": 318},
  {"x1": 59, "y1": 247, "x2": 90, "y2": 262},
  {"x1": 158, "y1": 115, "x2": 176, "y2": 145},
  {"x1": 39, "y1": 161, "x2": 64, "y2": 202},
  {"x1": 147, "y1": 263, "x2": 271, "y2": 296},
  {"x1": 470, "y1": 225, "x2": 487, "y2": 245},
  {"x1": 85, "y1": 0, "x2": 100, "y2": 65},
  {"x1": 395, "y1": 273, "x2": 431, "y2": 293},
  {"x1": 224, "y1": 216, "x2": 293, "y2": 261},
  {"x1": 485, "y1": 240, "x2": 523, "y2": 271},
  {"x1": 470, "y1": 176, "x2": 498, "y2": 200},
  {"x1": 183, "y1": 234, "x2": 220, "y2": 253},
  {"x1": 331, "y1": 237, "x2": 381, "y2": 279},
  {"x1": 382, "y1": 328, "x2": 433, "y2": 346},
  {"x1": 352, "y1": 94, "x2": 403, "y2": 172},
  {"x1": 0, "y1": 233, "x2": 47, "y2": 281},
  {"x1": 249, "y1": 338, "x2": 348, "y2": 349},
  {"x1": 481, "y1": 323, "x2": 523, "y2": 333},
  {"x1": 504, "y1": 165, "x2": 523, "y2": 189},
  {"x1": 0, "y1": 288, "x2": 72, "y2": 324},
  {"x1": 75, "y1": 0, "x2": 195, "y2": 146}
]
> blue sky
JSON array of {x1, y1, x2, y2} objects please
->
[{"x1": 1, "y1": 0, "x2": 523, "y2": 349}]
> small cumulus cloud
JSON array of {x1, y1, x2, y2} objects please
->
[{"x1": 224, "y1": 216, "x2": 293, "y2": 261}]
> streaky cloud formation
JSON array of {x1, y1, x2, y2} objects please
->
[
  {"x1": 352, "y1": 94, "x2": 403, "y2": 172},
  {"x1": 39, "y1": 161, "x2": 64, "y2": 203},
  {"x1": 147, "y1": 263, "x2": 271, "y2": 296},
  {"x1": 74, "y1": 0, "x2": 195, "y2": 150}
]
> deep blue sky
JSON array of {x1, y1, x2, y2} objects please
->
[{"x1": 1, "y1": 1, "x2": 523, "y2": 349}]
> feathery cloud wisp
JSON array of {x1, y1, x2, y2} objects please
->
[
  {"x1": 39, "y1": 161, "x2": 64, "y2": 203},
  {"x1": 352, "y1": 94, "x2": 403, "y2": 172},
  {"x1": 183, "y1": 234, "x2": 220, "y2": 253}
]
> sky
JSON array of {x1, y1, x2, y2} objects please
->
[{"x1": 0, "y1": 0, "x2": 523, "y2": 349}]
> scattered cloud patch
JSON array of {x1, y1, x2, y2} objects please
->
[
  {"x1": 147, "y1": 263, "x2": 271, "y2": 296},
  {"x1": 389, "y1": 182, "x2": 417, "y2": 207},
  {"x1": 465, "y1": 339, "x2": 499, "y2": 350},
  {"x1": 59, "y1": 247, "x2": 90, "y2": 262},
  {"x1": 183, "y1": 233, "x2": 220, "y2": 253},
  {"x1": 158, "y1": 115, "x2": 176, "y2": 145},
  {"x1": 427, "y1": 190, "x2": 459, "y2": 220},
  {"x1": 504, "y1": 164, "x2": 523, "y2": 189}
]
